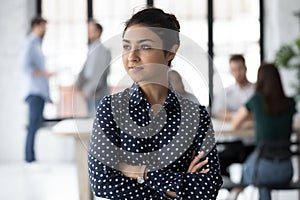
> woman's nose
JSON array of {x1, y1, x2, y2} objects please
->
[{"x1": 128, "y1": 49, "x2": 139, "y2": 62}]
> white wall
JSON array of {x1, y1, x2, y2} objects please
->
[
  {"x1": 0, "y1": 0, "x2": 32, "y2": 162},
  {"x1": 0, "y1": 0, "x2": 74, "y2": 163},
  {"x1": 264, "y1": 0, "x2": 300, "y2": 114},
  {"x1": 264, "y1": 0, "x2": 300, "y2": 61}
]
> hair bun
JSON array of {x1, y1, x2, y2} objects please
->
[{"x1": 166, "y1": 14, "x2": 180, "y2": 32}]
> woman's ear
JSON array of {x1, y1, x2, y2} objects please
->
[
  {"x1": 167, "y1": 44, "x2": 179, "y2": 61},
  {"x1": 170, "y1": 44, "x2": 179, "y2": 53}
]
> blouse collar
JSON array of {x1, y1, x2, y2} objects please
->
[{"x1": 129, "y1": 82, "x2": 181, "y2": 111}]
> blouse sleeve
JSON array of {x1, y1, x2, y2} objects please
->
[
  {"x1": 143, "y1": 107, "x2": 223, "y2": 199},
  {"x1": 88, "y1": 153, "x2": 156, "y2": 199}
]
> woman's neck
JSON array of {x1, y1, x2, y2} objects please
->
[{"x1": 139, "y1": 83, "x2": 168, "y2": 106}]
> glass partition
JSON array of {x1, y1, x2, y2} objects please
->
[
  {"x1": 42, "y1": 0, "x2": 88, "y2": 118},
  {"x1": 213, "y1": 0, "x2": 260, "y2": 88}
]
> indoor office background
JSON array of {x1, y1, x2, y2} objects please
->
[{"x1": 0, "y1": 0, "x2": 299, "y2": 200}]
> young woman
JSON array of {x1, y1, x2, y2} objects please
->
[
  {"x1": 230, "y1": 63, "x2": 297, "y2": 200},
  {"x1": 88, "y1": 8, "x2": 222, "y2": 199}
]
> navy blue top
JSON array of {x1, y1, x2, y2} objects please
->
[{"x1": 88, "y1": 83, "x2": 222, "y2": 199}]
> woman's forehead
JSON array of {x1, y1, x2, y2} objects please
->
[{"x1": 123, "y1": 25, "x2": 162, "y2": 43}]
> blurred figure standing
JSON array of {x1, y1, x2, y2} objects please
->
[
  {"x1": 20, "y1": 17, "x2": 54, "y2": 163},
  {"x1": 75, "y1": 21, "x2": 111, "y2": 117},
  {"x1": 168, "y1": 69, "x2": 199, "y2": 103}
]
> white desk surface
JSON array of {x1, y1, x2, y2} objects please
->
[
  {"x1": 52, "y1": 117, "x2": 300, "y2": 141},
  {"x1": 52, "y1": 118, "x2": 94, "y2": 138},
  {"x1": 212, "y1": 118, "x2": 255, "y2": 144}
]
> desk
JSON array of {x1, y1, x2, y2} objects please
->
[
  {"x1": 52, "y1": 118, "x2": 94, "y2": 200},
  {"x1": 212, "y1": 118, "x2": 255, "y2": 145},
  {"x1": 212, "y1": 117, "x2": 300, "y2": 141}
]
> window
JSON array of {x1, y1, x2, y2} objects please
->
[
  {"x1": 41, "y1": 0, "x2": 262, "y2": 116},
  {"x1": 93, "y1": 0, "x2": 147, "y2": 93},
  {"x1": 154, "y1": 0, "x2": 210, "y2": 106},
  {"x1": 213, "y1": 0, "x2": 260, "y2": 88},
  {"x1": 42, "y1": 0, "x2": 88, "y2": 118}
]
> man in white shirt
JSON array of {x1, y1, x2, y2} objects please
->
[
  {"x1": 213, "y1": 54, "x2": 254, "y2": 121},
  {"x1": 212, "y1": 54, "x2": 255, "y2": 177},
  {"x1": 75, "y1": 21, "x2": 111, "y2": 117}
]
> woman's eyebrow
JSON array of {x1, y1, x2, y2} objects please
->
[{"x1": 122, "y1": 39, "x2": 155, "y2": 43}]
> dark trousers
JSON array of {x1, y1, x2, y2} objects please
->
[{"x1": 25, "y1": 95, "x2": 45, "y2": 162}]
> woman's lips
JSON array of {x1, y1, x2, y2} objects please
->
[{"x1": 129, "y1": 66, "x2": 144, "y2": 72}]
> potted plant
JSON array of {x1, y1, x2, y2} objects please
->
[{"x1": 275, "y1": 37, "x2": 300, "y2": 99}]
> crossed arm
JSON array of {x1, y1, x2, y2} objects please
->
[
  {"x1": 89, "y1": 146, "x2": 222, "y2": 199},
  {"x1": 119, "y1": 151, "x2": 210, "y2": 198}
]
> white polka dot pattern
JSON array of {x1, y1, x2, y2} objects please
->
[{"x1": 88, "y1": 83, "x2": 223, "y2": 199}]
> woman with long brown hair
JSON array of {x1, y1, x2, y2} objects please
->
[{"x1": 229, "y1": 63, "x2": 297, "y2": 200}]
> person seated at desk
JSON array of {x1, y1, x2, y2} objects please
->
[
  {"x1": 227, "y1": 63, "x2": 297, "y2": 200},
  {"x1": 213, "y1": 54, "x2": 255, "y2": 177},
  {"x1": 213, "y1": 54, "x2": 254, "y2": 121}
]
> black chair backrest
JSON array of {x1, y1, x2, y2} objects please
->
[
  {"x1": 257, "y1": 140, "x2": 293, "y2": 160},
  {"x1": 253, "y1": 139, "x2": 300, "y2": 189}
]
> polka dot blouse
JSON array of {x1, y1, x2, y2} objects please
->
[{"x1": 88, "y1": 83, "x2": 223, "y2": 199}]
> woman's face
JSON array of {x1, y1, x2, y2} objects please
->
[{"x1": 122, "y1": 25, "x2": 175, "y2": 84}]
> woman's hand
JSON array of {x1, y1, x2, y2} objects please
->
[
  {"x1": 188, "y1": 151, "x2": 210, "y2": 173},
  {"x1": 165, "y1": 151, "x2": 210, "y2": 198},
  {"x1": 118, "y1": 162, "x2": 146, "y2": 180},
  {"x1": 165, "y1": 191, "x2": 177, "y2": 198}
]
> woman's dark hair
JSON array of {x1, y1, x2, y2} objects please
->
[
  {"x1": 256, "y1": 63, "x2": 290, "y2": 115},
  {"x1": 123, "y1": 7, "x2": 180, "y2": 66}
]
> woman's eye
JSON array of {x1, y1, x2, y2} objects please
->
[
  {"x1": 122, "y1": 45, "x2": 131, "y2": 51},
  {"x1": 141, "y1": 44, "x2": 151, "y2": 50}
]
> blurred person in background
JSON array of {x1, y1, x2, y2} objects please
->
[
  {"x1": 213, "y1": 54, "x2": 254, "y2": 121},
  {"x1": 75, "y1": 20, "x2": 111, "y2": 117},
  {"x1": 20, "y1": 16, "x2": 54, "y2": 163},
  {"x1": 168, "y1": 69, "x2": 199, "y2": 103},
  {"x1": 213, "y1": 54, "x2": 255, "y2": 177},
  {"x1": 228, "y1": 63, "x2": 297, "y2": 200}
]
